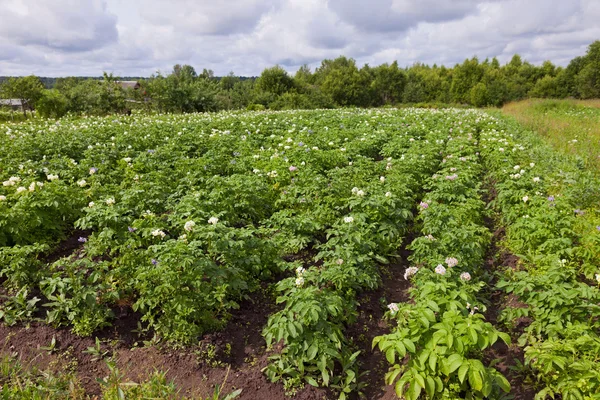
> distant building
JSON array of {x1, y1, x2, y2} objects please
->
[
  {"x1": 0, "y1": 99, "x2": 27, "y2": 111},
  {"x1": 116, "y1": 81, "x2": 141, "y2": 90}
]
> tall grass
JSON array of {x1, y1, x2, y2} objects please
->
[{"x1": 502, "y1": 99, "x2": 600, "y2": 170}]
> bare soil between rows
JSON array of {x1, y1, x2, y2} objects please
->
[{"x1": 0, "y1": 286, "x2": 330, "y2": 400}]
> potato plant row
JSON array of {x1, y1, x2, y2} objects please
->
[
  {"x1": 480, "y1": 115, "x2": 600, "y2": 400},
  {"x1": 374, "y1": 117, "x2": 511, "y2": 399}
]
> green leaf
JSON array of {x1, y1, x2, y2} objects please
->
[
  {"x1": 403, "y1": 339, "x2": 415, "y2": 353},
  {"x1": 413, "y1": 372, "x2": 425, "y2": 390},
  {"x1": 458, "y1": 362, "x2": 469, "y2": 383},
  {"x1": 446, "y1": 353, "x2": 463, "y2": 374},
  {"x1": 468, "y1": 369, "x2": 483, "y2": 391},
  {"x1": 495, "y1": 373, "x2": 511, "y2": 393},
  {"x1": 306, "y1": 377, "x2": 318, "y2": 387},
  {"x1": 407, "y1": 380, "x2": 422, "y2": 400},
  {"x1": 425, "y1": 376, "x2": 436, "y2": 397},
  {"x1": 386, "y1": 347, "x2": 396, "y2": 364},
  {"x1": 428, "y1": 352, "x2": 437, "y2": 372},
  {"x1": 307, "y1": 343, "x2": 318, "y2": 360}
]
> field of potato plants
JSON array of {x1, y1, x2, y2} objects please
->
[{"x1": 1, "y1": 107, "x2": 599, "y2": 400}]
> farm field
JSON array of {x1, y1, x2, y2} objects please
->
[{"x1": 1, "y1": 108, "x2": 600, "y2": 400}]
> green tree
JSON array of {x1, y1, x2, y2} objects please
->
[
  {"x1": 469, "y1": 82, "x2": 489, "y2": 107},
  {"x1": 450, "y1": 57, "x2": 484, "y2": 103},
  {"x1": 36, "y1": 89, "x2": 68, "y2": 118},
  {"x1": 314, "y1": 56, "x2": 372, "y2": 107},
  {"x1": 371, "y1": 61, "x2": 406, "y2": 105},
  {"x1": 529, "y1": 75, "x2": 560, "y2": 98},
  {"x1": 255, "y1": 65, "x2": 295, "y2": 96},
  {"x1": 575, "y1": 41, "x2": 600, "y2": 99}
]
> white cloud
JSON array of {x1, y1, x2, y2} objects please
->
[
  {"x1": 0, "y1": 0, "x2": 118, "y2": 52},
  {"x1": 0, "y1": 0, "x2": 597, "y2": 77}
]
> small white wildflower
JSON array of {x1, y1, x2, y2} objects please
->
[
  {"x1": 344, "y1": 216, "x2": 354, "y2": 223},
  {"x1": 522, "y1": 196, "x2": 529, "y2": 203},
  {"x1": 460, "y1": 272, "x2": 472, "y2": 281},
  {"x1": 533, "y1": 177, "x2": 540, "y2": 183},
  {"x1": 356, "y1": 189, "x2": 365, "y2": 197},
  {"x1": 336, "y1": 259, "x2": 344, "y2": 265},
  {"x1": 595, "y1": 274, "x2": 600, "y2": 284},
  {"x1": 513, "y1": 165, "x2": 520, "y2": 170},
  {"x1": 184, "y1": 220, "x2": 195, "y2": 232},
  {"x1": 530, "y1": 163, "x2": 535, "y2": 167},
  {"x1": 28, "y1": 182, "x2": 36, "y2": 192},
  {"x1": 106, "y1": 197, "x2": 115, "y2": 206},
  {"x1": 208, "y1": 217, "x2": 219, "y2": 225},
  {"x1": 9, "y1": 176, "x2": 21, "y2": 183},
  {"x1": 179, "y1": 234, "x2": 188, "y2": 242},
  {"x1": 77, "y1": 179, "x2": 87, "y2": 187},
  {"x1": 295, "y1": 276, "x2": 305, "y2": 287},
  {"x1": 435, "y1": 264, "x2": 447, "y2": 275},
  {"x1": 0, "y1": 195, "x2": 6, "y2": 201},
  {"x1": 380, "y1": 176, "x2": 385, "y2": 183},
  {"x1": 123, "y1": 157, "x2": 132, "y2": 163},
  {"x1": 88, "y1": 201, "x2": 95, "y2": 208},
  {"x1": 385, "y1": 191, "x2": 392, "y2": 197},
  {"x1": 16, "y1": 186, "x2": 27, "y2": 193},
  {"x1": 296, "y1": 266, "x2": 305, "y2": 276}
]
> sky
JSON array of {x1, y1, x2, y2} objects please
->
[{"x1": 0, "y1": 0, "x2": 599, "y2": 77}]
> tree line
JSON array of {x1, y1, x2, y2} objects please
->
[{"x1": 1, "y1": 40, "x2": 599, "y2": 118}]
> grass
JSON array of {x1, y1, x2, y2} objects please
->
[{"x1": 502, "y1": 98, "x2": 600, "y2": 170}]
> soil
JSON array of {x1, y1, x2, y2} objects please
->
[
  {"x1": 1, "y1": 231, "x2": 332, "y2": 399},
  {"x1": 345, "y1": 262, "x2": 411, "y2": 400},
  {"x1": 0, "y1": 287, "x2": 330, "y2": 400},
  {"x1": 482, "y1": 182, "x2": 537, "y2": 400}
]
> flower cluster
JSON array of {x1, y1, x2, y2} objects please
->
[
  {"x1": 351, "y1": 187, "x2": 365, "y2": 197},
  {"x1": 184, "y1": 220, "x2": 195, "y2": 232},
  {"x1": 387, "y1": 303, "x2": 399, "y2": 314},
  {"x1": 460, "y1": 272, "x2": 471, "y2": 281},
  {"x1": 151, "y1": 229, "x2": 166, "y2": 238},
  {"x1": 208, "y1": 217, "x2": 219, "y2": 225},
  {"x1": 295, "y1": 266, "x2": 305, "y2": 287},
  {"x1": 3, "y1": 176, "x2": 21, "y2": 186},
  {"x1": 403, "y1": 266, "x2": 418, "y2": 280},
  {"x1": 435, "y1": 264, "x2": 447, "y2": 275},
  {"x1": 445, "y1": 257, "x2": 458, "y2": 267}
]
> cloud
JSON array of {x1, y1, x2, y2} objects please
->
[
  {"x1": 138, "y1": 0, "x2": 283, "y2": 36},
  {"x1": 327, "y1": 0, "x2": 484, "y2": 33},
  {"x1": 0, "y1": 0, "x2": 598, "y2": 77},
  {"x1": 0, "y1": 0, "x2": 118, "y2": 52}
]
